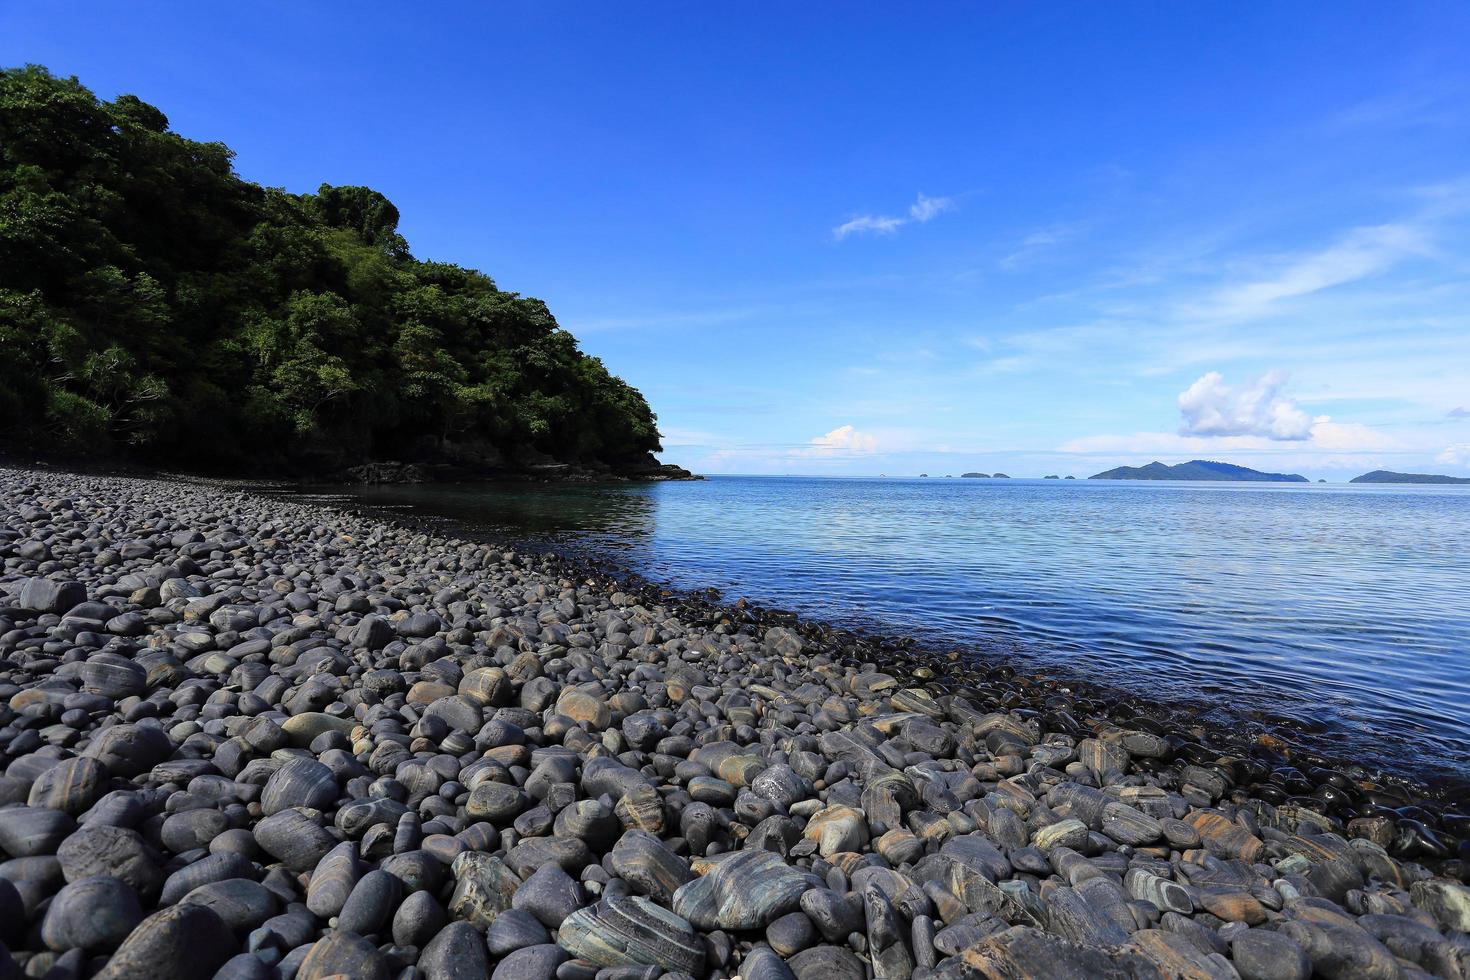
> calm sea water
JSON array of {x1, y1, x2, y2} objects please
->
[{"x1": 278, "y1": 476, "x2": 1470, "y2": 780}]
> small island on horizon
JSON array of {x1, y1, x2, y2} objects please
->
[
  {"x1": 1350, "y1": 470, "x2": 1470, "y2": 485},
  {"x1": 1090, "y1": 459, "x2": 1310, "y2": 482},
  {"x1": 1085, "y1": 460, "x2": 1470, "y2": 485}
]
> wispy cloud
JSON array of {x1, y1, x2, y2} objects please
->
[
  {"x1": 1059, "y1": 421, "x2": 1398, "y2": 457},
  {"x1": 999, "y1": 223, "x2": 1083, "y2": 270},
  {"x1": 1436, "y1": 443, "x2": 1470, "y2": 467},
  {"x1": 832, "y1": 214, "x2": 906, "y2": 239},
  {"x1": 1448, "y1": 407, "x2": 1470, "y2": 419},
  {"x1": 1181, "y1": 224, "x2": 1430, "y2": 322},
  {"x1": 833, "y1": 192, "x2": 953, "y2": 240},
  {"x1": 1323, "y1": 87, "x2": 1466, "y2": 134},
  {"x1": 907, "y1": 193, "x2": 952, "y2": 222}
]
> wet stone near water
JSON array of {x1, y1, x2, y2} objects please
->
[{"x1": 0, "y1": 466, "x2": 1467, "y2": 980}]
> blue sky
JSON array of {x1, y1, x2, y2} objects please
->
[{"x1": 5, "y1": 3, "x2": 1469, "y2": 479}]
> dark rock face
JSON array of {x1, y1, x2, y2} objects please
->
[{"x1": 0, "y1": 466, "x2": 1465, "y2": 980}]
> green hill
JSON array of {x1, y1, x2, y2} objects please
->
[
  {"x1": 1349, "y1": 470, "x2": 1470, "y2": 485},
  {"x1": 0, "y1": 65, "x2": 677, "y2": 479},
  {"x1": 1090, "y1": 460, "x2": 1308, "y2": 482}
]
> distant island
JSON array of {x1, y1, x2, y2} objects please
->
[
  {"x1": 1090, "y1": 459, "x2": 1309, "y2": 482},
  {"x1": 1350, "y1": 470, "x2": 1470, "y2": 485},
  {"x1": 992, "y1": 472, "x2": 1011, "y2": 478},
  {"x1": 960, "y1": 472, "x2": 989, "y2": 478}
]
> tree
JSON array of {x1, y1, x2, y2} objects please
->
[{"x1": 0, "y1": 64, "x2": 664, "y2": 473}]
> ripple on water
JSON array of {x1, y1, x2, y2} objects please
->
[{"x1": 275, "y1": 476, "x2": 1470, "y2": 778}]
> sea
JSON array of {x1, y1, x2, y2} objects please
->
[{"x1": 271, "y1": 475, "x2": 1470, "y2": 784}]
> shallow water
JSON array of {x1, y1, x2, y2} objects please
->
[{"x1": 276, "y1": 476, "x2": 1470, "y2": 780}]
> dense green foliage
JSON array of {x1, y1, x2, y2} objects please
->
[{"x1": 0, "y1": 65, "x2": 661, "y2": 471}]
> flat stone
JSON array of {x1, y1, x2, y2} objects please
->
[
  {"x1": 512, "y1": 862, "x2": 585, "y2": 927},
  {"x1": 57, "y1": 824, "x2": 163, "y2": 900},
  {"x1": 297, "y1": 929, "x2": 392, "y2": 980},
  {"x1": 788, "y1": 945, "x2": 868, "y2": 980},
  {"x1": 1231, "y1": 928, "x2": 1311, "y2": 980},
  {"x1": 180, "y1": 878, "x2": 279, "y2": 935},
  {"x1": 0, "y1": 806, "x2": 75, "y2": 857},
  {"x1": 487, "y1": 907, "x2": 551, "y2": 955},
  {"x1": 336, "y1": 868, "x2": 402, "y2": 936},
  {"x1": 280, "y1": 713, "x2": 355, "y2": 748},
  {"x1": 392, "y1": 889, "x2": 447, "y2": 948},
  {"x1": 609, "y1": 829, "x2": 694, "y2": 904},
  {"x1": 305, "y1": 841, "x2": 360, "y2": 919},
  {"x1": 557, "y1": 895, "x2": 704, "y2": 975},
  {"x1": 672, "y1": 849, "x2": 823, "y2": 930},
  {"x1": 466, "y1": 779, "x2": 529, "y2": 822},
  {"x1": 557, "y1": 687, "x2": 612, "y2": 730},
  {"x1": 252, "y1": 807, "x2": 336, "y2": 872},
  {"x1": 491, "y1": 943, "x2": 569, "y2": 980},
  {"x1": 260, "y1": 757, "x2": 338, "y2": 815},
  {"x1": 94, "y1": 903, "x2": 235, "y2": 980},
  {"x1": 41, "y1": 875, "x2": 143, "y2": 952},
  {"x1": 419, "y1": 920, "x2": 490, "y2": 980},
  {"x1": 28, "y1": 756, "x2": 109, "y2": 815}
]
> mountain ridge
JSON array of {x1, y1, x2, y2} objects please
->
[
  {"x1": 1350, "y1": 470, "x2": 1470, "y2": 485},
  {"x1": 1090, "y1": 460, "x2": 1309, "y2": 482}
]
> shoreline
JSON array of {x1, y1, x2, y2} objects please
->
[
  {"x1": 266, "y1": 479, "x2": 1470, "y2": 804},
  {"x1": 0, "y1": 451, "x2": 703, "y2": 488},
  {"x1": 2, "y1": 464, "x2": 1467, "y2": 979}
]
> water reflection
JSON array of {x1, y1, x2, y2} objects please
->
[
  {"x1": 290, "y1": 481, "x2": 662, "y2": 543},
  {"x1": 272, "y1": 476, "x2": 1470, "y2": 779}
]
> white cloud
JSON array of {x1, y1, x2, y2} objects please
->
[
  {"x1": 908, "y1": 193, "x2": 952, "y2": 222},
  {"x1": 1436, "y1": 443, "x2": 1470, "y2": 467},
  {"x1": 999, "y1": 224, "x2": 1082, "y2": 270},
  {"x1": 832, "y1": 215, "x2": 906, "y2": 239},
  {"x1": 806, "y1": 424, "x2": 878, "y2": 454},
  {"x1": 833, "y1": 193, "x2": 953, "y2": 240},
  {"x1": 1306, "y1": 419, "x2": 1397, "y2": 452},
  {"x1": 1184, "y1": 224, "x2": 1429, "y2": 322},
  {"x1": 1178, "y1": 370, "x2": 1314, "y2": 440}
]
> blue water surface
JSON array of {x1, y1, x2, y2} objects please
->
[{"x1": 281, "y1": 476, "x2": 1470, "y2": 779}]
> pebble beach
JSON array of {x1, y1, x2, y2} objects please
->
[{"x1": 2, "y1": 465, "x2": 1468, "y2": 980}]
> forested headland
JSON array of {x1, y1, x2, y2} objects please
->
[{"x1": 0, "y1": 65, "x2": 687, "y2": 480}]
